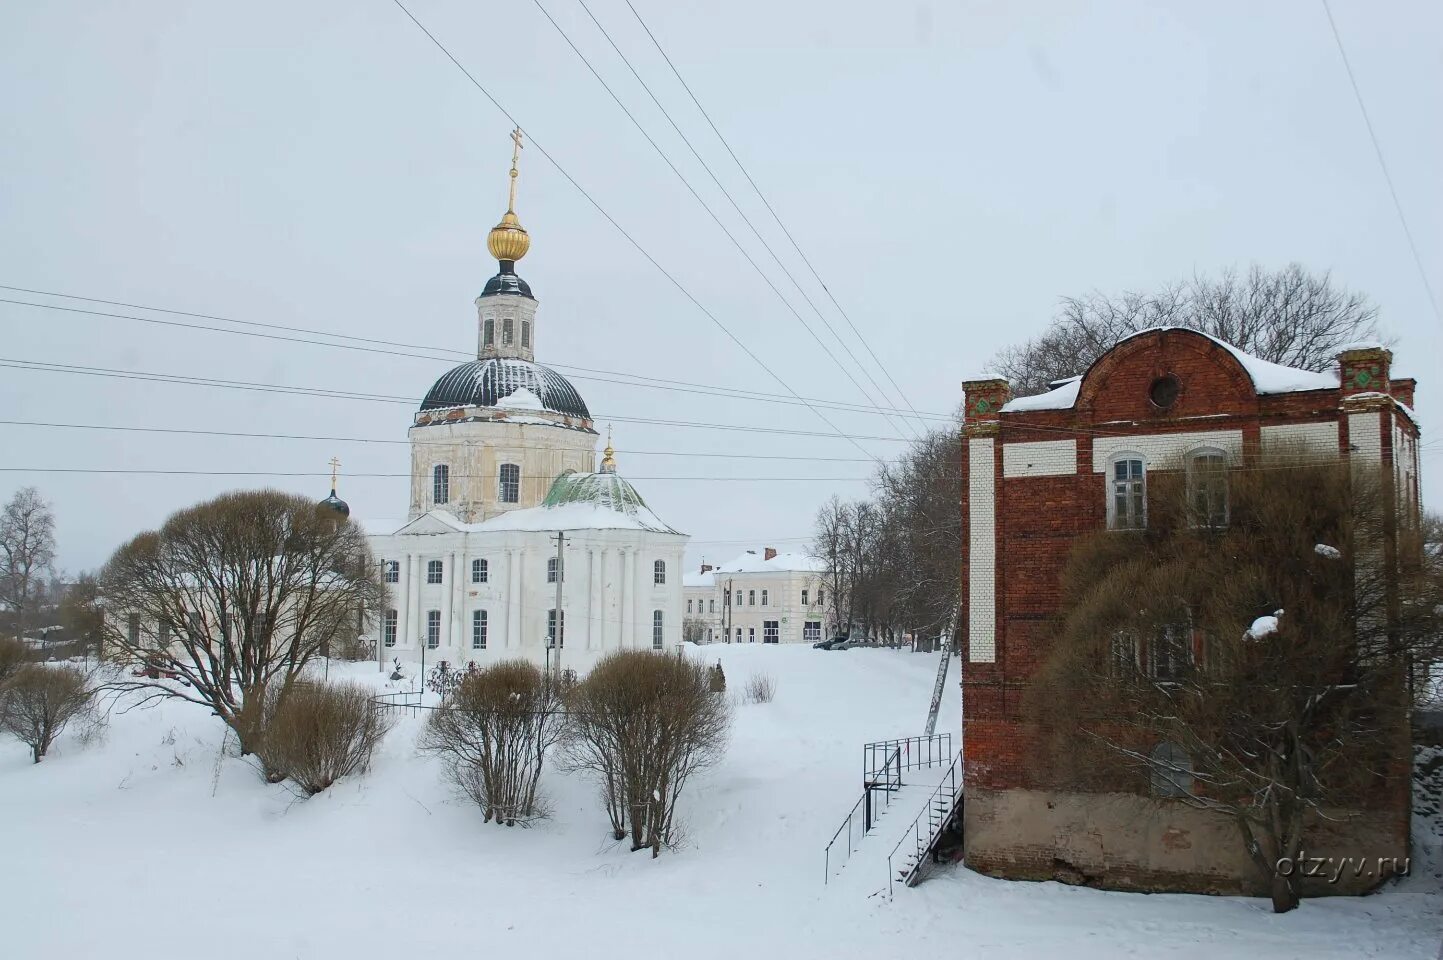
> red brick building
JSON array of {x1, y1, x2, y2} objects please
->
[{"x1": 959, "y1": 329, "x2": 1420, "y2": 893}]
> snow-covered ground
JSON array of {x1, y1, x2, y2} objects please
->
[{"x1": 2, "y1": 646, "x2": 1439, "y2": 959}]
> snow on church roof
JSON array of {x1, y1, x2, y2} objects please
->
[{"x1": 999, "y1": 328, "x2": 1340, "y2": 413}]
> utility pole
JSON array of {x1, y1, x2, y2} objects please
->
[
  {"x1": 723, "y1": 577, "x2": 733, "y2": 643},
  {"x1": 551, "y1": 531, "x2": 565, "y2": 682}
]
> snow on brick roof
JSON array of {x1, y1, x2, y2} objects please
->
[{"x1": 999, "y1": 329, "x2": 1339, "y2": 413}]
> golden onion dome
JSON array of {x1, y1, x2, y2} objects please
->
[{"x1": 487, "y1": 210, "x2": 530, "y2": 262}]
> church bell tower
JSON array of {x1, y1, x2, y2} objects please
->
[{"x1": 476, "y1": 127, "x2": 539, "y2": 363}]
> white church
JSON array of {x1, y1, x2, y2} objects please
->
[{"x1": 356, "y1": 130, "x2": 688, "y2": 669}]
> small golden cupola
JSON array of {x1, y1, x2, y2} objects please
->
[
  {"x1": 599, "y1": 426, "x2": 617, "y2": 474},
  {"x1": 486, "y1": 126, "x2": 531, "y2": 264}
]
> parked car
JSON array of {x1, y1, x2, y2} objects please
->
[{"x1": 814, "y1": 635, "x2": 850, "y2": 650}]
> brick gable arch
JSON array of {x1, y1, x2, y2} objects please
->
[{"x1": 1075, "y1": 329, "x2": 1259, "y2": 424}]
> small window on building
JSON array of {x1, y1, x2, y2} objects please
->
[
  {"x1": 761, "y1": 589, "x2": 768, "y2": 606},
  {"x1": 547, "y1": 556, "x2": 560, "y2": 584},
  {"x1": 817, "y1": 589, "x2": 825, "y2": 607},
  {"x1": 499, "y1": 463, "x2": 520, "y2": 504},
  {"x1": 1109, "y1": 629, "x2": 1138, "y2": 676},
  {"x1": 472, "y1": 558, "x2": 488, "y2": 583},
  {"x1": 1108, "y1": 456, "x2": 1146, "y2": 530},
  {"x1": 653, "y1": 610, "x2": 664, "y2": 650},
  {"x1": 686, "y1": 599, "x2": 693, "y2": 614},
  {"x1": 734, "y1": 590, "x2": 742, "y2": 606},
  {"x1": 502, "y1": 318, "x2": 514, "y2": 345},
  {"x1": 521, "y1": 320, "x2": 531, "y2": 348},
  {"x1": 653, "y1": 560, "x2": 666, "y2": 585},
  {"x1": 548, "y1": 609, "x2": 565, "y2": 648},
  {"x1": 748, "y1": 627, "x2": 756, "y2": 643},
  {"x1": 1148, "y1": 374, "x2": 1180, "y2": 410},
  {"x1": 735, "y1": 627, "x2": 742, "y2": 643},
  {"x1": 384, "y1": 560, "x2": 399, "y2": 584},
  {"x1": 383, "y1": 610, "x2": 397, "y2": 648},
  {"x1": 709, "y1": 599, "x2": 716, "y2": 614},
  {"x1": 801, "y1": 589, "x2": 808, "y2": 606},
  {"x1": 483, "y1": 318, "x2": 495, "y2": 347},
  {"x1": 803, "y1": 621, "x2": 822, "y2": 643},
  {"x1": 1148, "y1": 620, "x2": 1191, "y2": 682},
  {"x1": 748, "y1": 590, "x2": 755, "y2": 606},
  {"x1": 472, "y1": 610, "x2": 487, "y2": 650},
  {"x1": 426, "y1": 610, "x2": 441, "y2": 649},
  {"x1": 1187, "y1": 450, "x2": 1229, "y2": 528},
  {"x1": 158, "y1": 621, "x2": 171, "y2": 646},
  {"x1": 1150, "y1": 741, "x2": 1194, "y2": 797},
  {"x1": 433, "y1": 464, "x2": 450, "y2": 505},
  {"x1": 763, "y1": 620, "x2": 779, "y2": 644},
  {"x1": 127, "y1": 613, "x2": 141, "y2": 646},
  {"x1": 427, "y1": 560, "x2": 443, "y2": 584}
]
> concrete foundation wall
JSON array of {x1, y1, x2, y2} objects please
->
[{"x1": 963, "y1": 786, "x2": 1408, "y2": 896}]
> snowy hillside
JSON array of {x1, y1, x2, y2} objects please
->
[{"x1": 1, "y1": 646, "x2": 1438, "y2": 959}]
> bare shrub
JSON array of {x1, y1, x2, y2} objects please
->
[
  {"x1": 258, "y1": 681, "x2": 392, "y2": 794},
  {"x1": 0, "y1": 664, "x2": 95, "y2": 763},
  {"x1": 743, "y1": 672, "x2": 776, "y2": 704},
  {"x1": 0, "y1": 635, "x2": 27, "y2": 685},
  {"x1": 420, "y1": 660, "x2": 565, "y2": 826},
  {"x1": 565, "y1": 650, "x2": 730, "y2": 856}
]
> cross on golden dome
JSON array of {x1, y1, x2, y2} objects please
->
[{"x1": 487, "y1": 126, "x2": 531, "y2": 263}]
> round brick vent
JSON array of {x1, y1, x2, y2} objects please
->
[{"x1": 1149, "y1": 374, "x2": 1180, "y2": 409}]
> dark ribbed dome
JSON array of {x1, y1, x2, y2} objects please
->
[
  {"x1": 317, "y1": 488, "x2": 350, "y2": 519},
  {"x1": 479, "y1": 265, "x2": 533, "y2": 299},
  {"x1": 420, "y1": 357, "x2": 591, "y2": 418}
]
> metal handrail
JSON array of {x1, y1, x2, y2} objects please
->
[
  {"x1": 885, "y1": 752, "x2": 962, "y2": 897},
  {"x1": 824, "y1": 746, "x2": 904, "y2": 884},
  {"x1": 863, "y1": 733, "x2": 952, "y2": 780}
]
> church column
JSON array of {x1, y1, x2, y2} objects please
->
[
  {"x1": 620, "y1": 546, "x2": 634, "y2": 648},
  {"x1": 507, "y1": 548, "x2": 522, "y2": 650},
  {"x1": 588, "y1": 545, "x2": 601, "y2": 650},
  {"x1": 408, "y1": 552, "x2": 423, "y2": 653},
  {"x1": 442, "y1": 551, "x2": 456, "y2": 653},
  {"x1": 398, "y1": 554, "x2": 414, "y2": 649}
]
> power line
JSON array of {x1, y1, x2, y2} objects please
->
[
  {"x1": 623, "y1": 0, "x2": 931, "y2": 429},
  {"x1": 0, "y1": 467, "x2": 867, "y2": 481},
  {"x1": 387, "y1": 0, "x2": 885, "y2": 465},
  {"x1": 527, "y1": 0, "x2": 916, "y2": 443},
  {"x1": 0, "y1": 418, "x2": 882, "y2": 461},
  {"x1": 565, "y1": 0, "x2": 926, "y2": 439},
  {"x1": 1319, "y1": 0, "x2": 1441, "y2": 325},
  {"x1": 0, "y1": 291, "x2": 954, "y2": 422},
  {"x1": 0, "y1": 357, "x2": 916, "y2": 443}
]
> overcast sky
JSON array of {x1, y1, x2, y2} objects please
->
[{"x1": 1, "y1": 0, "x2": 1439, "y2": 577}]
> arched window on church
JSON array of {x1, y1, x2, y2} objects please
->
[
  {"x1": 483, "y1": 318, "x2": 495, "y2": 348},
  {"x1": 433, "y1": 464, "x2": 450, "y2": 505},
  {"x1": 653, "y1": 560, "x2": 666, "y2": 585},
  {"x1": 499, "y1": 463, "x2": 520, "y2": 503},
  {"x1": 502, "y1": 318, "x2": 514, "y2": 345},
  {"x1": 1150, "y1": 741, "x2": 1194, "y2": 797},
  {"x1": 521, "y1": 320, "x2": 531, "y2": 348}
]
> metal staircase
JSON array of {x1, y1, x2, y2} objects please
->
[
  {"x1": 886, "y1": 752, "x2": 963, "y2": 896},
  {"x1": 822, "y1": 733, "x2": 954, "y2": 883}
]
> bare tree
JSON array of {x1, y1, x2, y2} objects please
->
[
  {"x1": 0, "y1": 635, "x2": 28, "y2": 686},
  {"x1": 0, "y1": 664, "x2": 95, "y2": 763},
  {"x1": 1027, "y1": 456, "x2": 1442, "y2": 912},
  {"x1": 992, "y1": 265, "x2": 1381, "y2": 396},
  {"x1": 59, "y1": 572, "x2": 105, "y2": 658},
  {"x1": 564, "y1": 651, "x2": 730, "y2": 856},
  {"x1": 682, "y1": 617, "x2": 708, "y2": 644},
  {"x1": 420, "y1": 660, "x2": 567, "y2": 825},
  {"x1": 258, "y1": 680, "x2": 392, "y2": 793},
  {"x1": 99, "y1": 490, "x2": 385, "y2": 757},
  {"x1": 0, "y1": 487, "x2": 58, "y2": 641}
]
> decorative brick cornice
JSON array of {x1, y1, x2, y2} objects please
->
[{"x1": 963, "y1": 378, "x2": 1011, "y2": 424}]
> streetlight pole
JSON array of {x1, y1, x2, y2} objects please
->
[{"x1": 551, "y1": 531, "x2": 565, "y2": 683}]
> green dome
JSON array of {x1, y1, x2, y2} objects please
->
[{"x1": 542, "y1": 469, "x2": 650, "y2": 512}]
